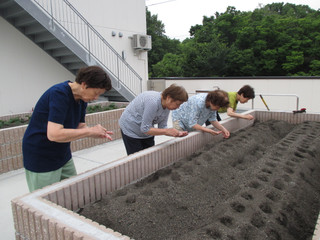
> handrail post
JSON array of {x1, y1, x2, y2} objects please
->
[
  {"x1": 49, "y1": 0, "x2": 54, "y2": 28},
  {"x1": 87, "y1": 25, "x2": 91, "y2": 62}
]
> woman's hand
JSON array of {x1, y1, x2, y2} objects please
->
[{"x1": 91, "y1": 124, "x2": 113, "y2": 140}]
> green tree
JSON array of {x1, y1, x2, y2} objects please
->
[
  {"x1": 152, "y1": 53, "x2": 184, "y2": 77},
  {"x1": 147, "y1": 3, "x2": 320, "y2": 77}
]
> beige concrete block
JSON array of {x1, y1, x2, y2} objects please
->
[
  {"x1": 56, "y1": 224, "x2": 65, "y2": 240},
  {"x1": 110, "y1": 167, "x2": 117, "y2": 192},
  {"x1": 3, "y1": 129, "x2": 11, "y2": 143},
  {"x1": 10, "y1": 141, "x2": 17, "y2": 155},
  {"x1": 48, "y1": 220, "x2": 57, "y2": 240},
  {"x1": 15, "y1": 203, "x2": 25, "y2": 239},
  {"x1": 118, "y1": 163, "x2": 125, "y2": 187},
  {"x1": 70, "y1": 184, "x2": 79, "y2": 211},
  {"x1": 72, "y1": 231, "x2": 84, "y2": 240},
  {"x1": 0, "y1": 131, "x2": 5, "y2": 144},
  {"x1": 56, "y1": 189, "x2": 65, "y2": 208},
  {"x1": 89, "y1": 176, "x2": 96, "y2": 203},
  {"x1": 48, "y1": 192, "x2": 58, "y2": 205},
  {"x1": 8, "y1": 156, "x2": 14, "y2": 171},
  {"x1": 105, "y1": 170, "x2": 112, "y2": 194},
  {"x1": 76, "y1": 181, "x2": 84, "y2": 208},
  {"x1": 63, "y1": 227, "x2": 75, "y2": 240},
  {"x1": 83, "y1": 178, "x2": 91, "y2": 205},
  {"x1": 0, "y1": 144, "x2": 7, "y2": 159},
  {"x1": 5, "y1": 143, "x2": 11, "y2": 158},
  {"x1": 123, "y1": 162, "x2": 130, "y2": 186},
  {"x1": 94, "y1": 174, "x2": 102, "y2": 201},
  {"x1": 0, "y1": 160, "x2": 3, "y2": 174},
  {"x1": 34, "y1": 211, "x2": 44, "y2": 240},
  {"x1": 11, "y1": 201, "x2": 19, "y2": 238},
  {"x1": 17, "y1": 155, "x2": 23, "y2": 169},
  {"x1": 63, "y1": 186, "x2": 72, "y2": 210},
  {"x1": 28, "y1": 209, "x2": 37, "y2": 240},
  {"x1": 41, "y1": 215, "x2": 50, "y2": 240},
  {"x1": 22, "y1": 207, "x2": 31, "y2": 240},
  {"x1": 114, "y1": 165, "x2": 121, "y2": 190},
  {"x1": 99, "y1": 171, "x2": 107, "y2": 197}
]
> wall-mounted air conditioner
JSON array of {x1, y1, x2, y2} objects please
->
[{"x1": 132, "y1": 34, "x2": 152, "y2": 51}]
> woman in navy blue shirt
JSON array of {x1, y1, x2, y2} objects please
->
[{"x1": 23, "y1": 66, "x2": 112, "y2": 192}]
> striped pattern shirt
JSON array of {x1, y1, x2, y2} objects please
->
[{"x1": 119, "y1": 91, "x2": 169, "y2": 138}]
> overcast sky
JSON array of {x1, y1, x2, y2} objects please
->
[{"x1": 146, "y1": 0, "x2": 320, "y2": 41}]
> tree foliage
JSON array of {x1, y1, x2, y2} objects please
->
[{"x1": 147, "y1": 3, "x2": 320, "y2": 77}]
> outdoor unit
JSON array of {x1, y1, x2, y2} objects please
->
[{"x1": 132, "y1": 34, "x2": 152, "y2": 50}]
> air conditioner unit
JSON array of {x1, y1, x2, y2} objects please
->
[{"x1": 132, "y1": 34, "x2": 152, "y2": 50}]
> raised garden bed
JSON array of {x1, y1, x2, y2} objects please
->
[{"x1": 11, "y1": 111, "x2": 320, "y2": 240}]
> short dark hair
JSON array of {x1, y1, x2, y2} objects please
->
[
  {"x1": 206, "y1": 90, "x2": 229, "y2": 108},
  {"x1": 238, "y1": 85, "x2": 255, "y2": 99},
  {"x1": 75, "y1": 66, "x2": 112, "y2": 91},
  {"x1": 162, "y1": 84, "x2": 188, "y2": 102}
]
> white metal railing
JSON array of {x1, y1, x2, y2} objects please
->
[
  {"x1": 253, "y1": 94, "x2": 300, "y2": 111},
  {"x1": 33, "y1": 0, "x2": 142, "y2": 96}
]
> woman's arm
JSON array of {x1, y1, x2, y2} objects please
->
[
  {"x1": 47, "y1": 121, "x2": 113, "y2": 142},
  {"x1": 227, "y1": 107, "x2": 254, "y2": 120},
  {"x1": 146, "y1": 127, "x2": 188, "y2": 137}
]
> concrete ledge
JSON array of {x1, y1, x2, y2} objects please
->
[{"x1": 11, "y1": 110, "x2": 320, "y2": 239}]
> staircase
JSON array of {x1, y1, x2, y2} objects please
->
[{"x1": 0, "y1": 0, "x2": 143, "y2": 101}]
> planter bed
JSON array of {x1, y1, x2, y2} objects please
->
[{"x1": 11, "y1": 110, "x2": 320, "y2": 239}]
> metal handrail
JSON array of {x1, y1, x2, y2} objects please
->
[
  {"x1": 252, "y1": 93, "x2": 299, "y2": 111},
  {"x1": 32, "y1": 0, "x2": 142, "y2": 96}
]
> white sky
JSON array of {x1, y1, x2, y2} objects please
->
[{"x1": 146, "y1": 0, "x2": 320, "y2": 41}]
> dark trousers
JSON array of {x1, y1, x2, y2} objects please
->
[
  {"x1": 121, "y1": 130, "x2": 155, "y2": 155},
  {"x1": 205, "y1": 112, "x2": 221, "y2": 126}
]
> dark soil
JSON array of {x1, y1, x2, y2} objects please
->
[{"x1": 80, "y1": 120, "x2": 320, "y2": 240}]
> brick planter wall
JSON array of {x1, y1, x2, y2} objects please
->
[{"x1": 0, "y1": 108, "x2": 125, "y2": 174}]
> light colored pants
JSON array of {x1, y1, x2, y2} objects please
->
[{"x1": 25, "y1": 159, "x2": 77, "y2": 192}]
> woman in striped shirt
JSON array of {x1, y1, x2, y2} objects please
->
[{"x1": 119, "y1": 84, "x2": 188, "y2": 155}]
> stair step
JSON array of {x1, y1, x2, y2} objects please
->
[
  {"x1": 60, "y1": 55, "x2": 82, "y2": 64},
  {"x1": 14, "y1": 14, "x2": 36, "y2": 27},
  {"x1": 24, "y1": 23, "x2": 47, "y2": 35},
  {"x1": 51, "y1": 48, "x2": 74, "y2": 57},
  {"x1": 43, "y1": 41, "x2": 66, "y2": 50},
  {"x1": 67, "y1": 62, "x2": 87, "y2": 70},
  {"x1": 2, "y1": 4, "x2": 24, "y2": 19},
  {"x1": 34, "y1": 32, "x2": 56, "y2": 43}
]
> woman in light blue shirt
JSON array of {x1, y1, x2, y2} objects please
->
[
  {"x1": 119, "y1": 84, "x2": 188, "y2": 155},
  {"x1": 172, "y1": 90, "x2": 230, "y2": 138}
]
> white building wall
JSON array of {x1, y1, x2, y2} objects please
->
[
  {"x1": 148, "y1": 78, "x2": 320, "y2": 113},
  {"x1": 0, "y1": 0, "x2": 149, "y2": 116},
  {"x1": 0, "y1": 17, "x2": 75, "y2": 116},
  {"x1": 68, "y1": 0, "x2": 149, "y2": 90}
]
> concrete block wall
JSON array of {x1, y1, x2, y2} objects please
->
[
  {"x1": 0, "y1": 108, "x2": 125, "y2": 174},
  {"x1": 11, "y1": 111, "x2": 320, "y2": 239}
]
